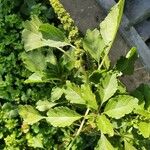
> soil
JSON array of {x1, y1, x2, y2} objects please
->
[{"x1": 60, "y1": 0, "x2": 150, "y2": 91}]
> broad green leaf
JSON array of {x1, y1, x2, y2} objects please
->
[
  {"x1": 51, "y1": 87, "x2": 64, "y2": 101},
  {"x1": 100, "y1": 0, "x2": 125, "y2": 51},
  {"x1": 22, "y1": 29, "x2": 44, "y2": 51},
  {"x1": 124, "y1": 140, "x2": 137, "y2": 150},
  {"x1": 138, "y1": 121, "x2": 150, "y2": 138},
  {"x1": 65, "y1": 81, "x2": 85, "y2": 105},
  {"x1": 22, "y1": 16, "x2": 43, "y2": 51},
  {"x1": 116, "y1": 47, "x2": 138, "y2": 75},
  {"x1": 98, "y1": 73, "x2": 118, "y2": 104},
  {"x1": 104, "y1": 95, "x2": 138, "y2": 119},
  {"x1": 95, "y1": 134, "x2": 114, "y2": 150},
  {"x1": 46, "y1": 107, "x2": 81, "y2": 127},
  {"x1": 24, "y1": 73, "x2": 44, "y2": 83},
  {"x1": 18, "y1": 105, "x2": 44, "y2": 125},
  {"x1": 21, "y1": 49, "x2": 60, "y2": 80},
  {"x1": 39, "y1": 23, "x2": 66, "y2": 41},
  {"x1": 23, "y1": 15, "x2": 42, "y2": 32},
  {"x1": 81, "y1": 84, "x2": 98, "y2": 110},
  {"x1": 21, "y1": 49, "x2": 57, "y2": 76},
  {"x1": 22, "y1": 16, "x2": 70, "y2": 51},
  {"x1": 96, "y1": 115, "x2": 114, "y2": 136},
  {"x1": 83, "y1": 29, "x2": 105, "y2": 62},
  {"x1": 65, "y1": 82, "x2": 98, "y2": 109},
  {"x1": 36, "y1": 100, "x2": 57, "y2": 112}
]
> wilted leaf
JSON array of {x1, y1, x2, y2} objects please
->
[
  {"x1": 104, "y1": 95, "x2": 138, "y2": 119},
  {"x1": 46, "y1": 107, "x2": 81, "y2": 127}
]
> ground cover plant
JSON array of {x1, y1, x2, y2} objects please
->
[{"x1": 1, "y1": 0, "x2": 150, "y2": 149}]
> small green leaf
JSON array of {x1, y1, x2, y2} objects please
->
[
  {"x1": 46, "y1": 107, "x2": 81, "y2": 127},
  {"x1": 116, "y1": 47, "x2": 138, "y2": 75},
  {"x1": 96, "y1": 115, "x2": 114, "y2": 136},
  {"x1": 95, "y1": 134, "x2": 114, "y2": 150},
  {"x1": 98, "y1": 73, "x2": 118, "y2": 104},
  {"x1": 26, "y1": 133, "x2": 43, "y2": 148},
  {"x1": 81, "y1": 84, "x2": 98, "y2": 110},
  {"x1": 65, "y1": 81, "x2": 85, "y2": 105},
  {"x1": 83, "y1": 29, "x2": 105, "y2": 62},
  {"x1": 51, "y1": 87, "x2": 64, "y2": 102},
  {"x1": 36, "y1": 100, "x2": 57, "y2": 111},
  {"x1": 124, "y1": 140, "x2": 137, "y2": 150},
  {"x1": 18, "y1": 105, "x2": 44, "y2": 125},
  {"x1": 104, "y1": 95, "x2": 138, "y2": 119},
  {"x1": 138, "y1": 121, "x2": 150, "y2": 138},
  {"x1": 134, "y1": 109, "x2": 150, "y2": 118}
]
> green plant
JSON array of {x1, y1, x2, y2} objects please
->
[
  {"x1": 10, "y1": 0, "x2": 150, "y2": 149},
  {"x1": 0, "y1": 0, "x2": 150, "y2": 150}
]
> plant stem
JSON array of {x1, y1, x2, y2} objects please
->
[
  {"x1": 98, "y1": 50, "x2": 109, "y2": 70},
  {"x1": 56, "y1": 47, "x2": 73, "y2": 59},
  {"x1": 75, "y1": 108, "x2": 90, "y2": 136},
  {"x1": 67, "y1": 108, "x2": 90, "y2": 150}
]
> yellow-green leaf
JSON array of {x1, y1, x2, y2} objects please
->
[
  {"x1": 104, "y1": 95, "x2": 138, "y2": 119},
  {"x1": 46, "y1": 107, "x2": 81, "y2": 127},
  {"x1": 18, "y1": 105, "x2": 44, "y2": 125},
  {"x1": 95, "y1": 134, "x2": 114, "y2": 150},
  {"x1": 96, "y1": 115, "x2": 114, "y2": 136},
  {"x1": 138, "y1": 121, "x2": 150, "y2": 138}
]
